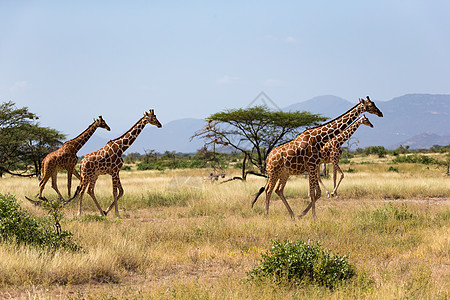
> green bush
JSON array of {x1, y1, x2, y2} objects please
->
[
  {"x1": 392, "y1": 155, "x2": 436, "y2": 164},
  {"x1": 388, "y1": 166, "x2": 399, "y2": 172},
  {"x1": 339, "y1": 158, "x2": 351, "y2": 164},
  {"x1": 121, "y1": 165, "x2": 132, "y2": 171},
  {"x1": 247, "y1": 239, "x2": 355, "y2": 289},
  {"x1": 0, "y1": 193, "x2": 79, "y2": 252}
]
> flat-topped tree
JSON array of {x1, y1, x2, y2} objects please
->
[{"x1": 191, "y1": 105, "x2": 327, "y2": 180}]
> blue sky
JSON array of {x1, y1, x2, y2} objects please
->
[{"x1": 1, "y1": 1, "x2": 450, "y2": 139}]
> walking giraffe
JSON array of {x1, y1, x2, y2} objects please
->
[
  {"x1": 71, "y1": 110, "x2": 162, "y2": 217},
  {"x1": 318, "y1": 115, "x2": 373, "y2": 198},
  {"x1": 252, "y1": 96, "x2": 383, "y2": 219},
  {"x1": 31, "y1": 116, "x2": 110, "y2": 201}
]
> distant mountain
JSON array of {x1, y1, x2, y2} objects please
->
[
  {"x1": 77, "y1": 94, "x2": 450, "y2": 155},
  {"x1": 78, "y1": 118, "x2": 206, "y2": 156},
  {"x1": 284, "y1": 95, "x2": 354, "y2": 120},
  {"x1": 283, "y1": 94, "x2": 450, "y2": 149},
  {"x1": 127, "y1": 118, "x2": 205, "y2": 154},
  {"x1": 391, "y1": 132, "x2": 450, "y2": 150}
]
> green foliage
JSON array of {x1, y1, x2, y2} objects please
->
[
  {"x1": 363, "y1": 146, "x2": 388, "y2": 158},
  {"x1": 339, "y1": 158, "x2": 351, "y2": 164},
  {"x1": 387, "y1": 166, "x2": 399, "y2": 172},
  {"x1": 0, "y1": 101, "x2": 65, "y2": 177},
  {"x1": 136, "y1": 151, "x2": 228, "y2": 171},
  {"x1": 209, "y1": 105, "x2": 326, "y2": 129},
  {"x1": 0, "y1": 193, "x2": 79, "y2": 252},
  {"x1": 192, "y1": 105, "x2": 327, "y2": 175},
  {"x1": 247, "y1": 239, "x2": 355, "y2": 289},
  {"x1": 392, "y1": 155, "x2": 436, "y2": 164}
]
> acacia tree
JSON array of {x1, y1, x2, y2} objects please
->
[
  {"x1": 191, "y1": 105, "x2": 327, "y2": 180},
  {"x1": 0, "y1": 101, "x2": 64, "y2": 177},
  {"x1": 21, "y1": 124, "x2": 65, "y2": 177}
]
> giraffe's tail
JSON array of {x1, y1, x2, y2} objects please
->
[
  {"x1": 251, "y1": 187, "x2": 265, "y2": 208},
  {"x1": 64, "y1": 185, "x2": 80, "y2": 204}
]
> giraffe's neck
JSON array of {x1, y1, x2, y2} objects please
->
[
  {"x1": 66, "y1": 121, "x2": 99, "y2": 153},
  {"x1": 327, "y1": 118, "x2": 364, "y2": 149},
  {"x1": 108, "y1": 117, "x2": 147, "y2": 156},
  {"x1": 299, "y1": 102, "x2": 364, "y2": 148}
]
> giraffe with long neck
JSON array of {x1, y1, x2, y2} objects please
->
[
  {"x1": 252, "y1": 96, "x2": 383, "y2": 219},
  {"x1": 318, "y1": 115, "x2": 373, "y2": 198},
  {"x1": 72, "y1": 110, "x2": 162, "y2": 217},
  {"x1": 37, "y1": 116, "x2": 110, "y2": 200}
]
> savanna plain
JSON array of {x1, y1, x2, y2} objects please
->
[{"x1": 0, "y1": 154, "x2": 449, "y2": 299}]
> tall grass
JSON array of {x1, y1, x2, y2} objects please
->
[{"x1": 0, "y1": 164, "x2": 449, "y2": 299}]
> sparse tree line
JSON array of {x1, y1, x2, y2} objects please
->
[{"x1": 1, "y1": 101, "x2": 449, "y2": 178}]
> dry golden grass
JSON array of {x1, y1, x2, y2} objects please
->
[{"x1": 0, "y1": 162, "x2": 449, "y2": 299}]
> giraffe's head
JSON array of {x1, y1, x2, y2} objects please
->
[
  {"x1": 360, "y1": 115, "x2": 374, "y2": 128},
  {"x1": 144, "y1": 109, "x2": 162, "y2": 128},
  {"x1": 359, "y1": 96, "x2": 383, "y2": 117},
  {"x1": 95, "y1": 116, "x2": 111, "y2": 131}
]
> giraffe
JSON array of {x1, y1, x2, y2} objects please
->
[
  {"x1": 70, "y1": 110, "x2": 162, "y2": 217},
  {"x1": 32, "y1": 116, "x2": 110, "y2": 202},
  {"x1": 317, "y1": 115, "x2": 373, "y2": 198},
  {"x1": 251, "y1": 96, "x2": 383, "y2": 219}
]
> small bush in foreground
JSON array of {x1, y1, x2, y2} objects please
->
[
  {"x1": 247, "y1": 239, "x2": 355, "y2": 289},
  {"x1": 0, "y1": 193, "x2": 79, "y2": 252}
]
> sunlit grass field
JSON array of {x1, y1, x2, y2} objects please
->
[{"x1": 0, "y1": 158, "x2": 449, "y2": 299}]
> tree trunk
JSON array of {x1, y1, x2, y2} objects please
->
[{"x1": 241, "y1": 152, "x2": 248, "y2": 181}]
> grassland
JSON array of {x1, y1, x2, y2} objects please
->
[{"x1": 0, "y1": 156, "x2": 449, "y2": 299}]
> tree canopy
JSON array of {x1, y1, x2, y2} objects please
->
[
  {"x1": 0, "y1": 101, "x2": 65, "y2": 177},
  {"x1": 192, "y1": 105, "x2": 327, "y2": 178}
]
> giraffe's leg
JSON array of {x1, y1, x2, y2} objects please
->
[
  {"x1": 86, "y1": 176, "x2": 105, "y2": 216},
  {"x1": 264, "y1": 173, "x2": 278, "y2": 217},
  {"x1": 50, "y1": 172, "x2": 64, "y2": 201},
  {"x1": 72, "y1": 168, "x2": 81, "y2": 180},
  {"x1": 105, "y1": 174, "x2": 122, "y2": 217},
  {"x1": 331, "y1": 163, "x2": 344, "y2": 197},
  {"x1": 77, "y1": 179, "x2": 89, "y2": 216},
  {"x1": 300, "y1": 166, "x2": 321, "y2": 218},
  {"x1": 300, "y1": 174, "x2": 315, "y2": 218},
  {"x1": 274, "y1": 173, "x2": 295, "y2": 219},
  {"x1": 332, "y1": 163, "x2": 338, "y2": 196},
  {"x1": 312, "y1": 166, "x2": 322, "y2": 217},
  {"x1": 38, "y1": 171, "x2": 52, "y2": 199},
  {"x1": 67, "y1": 167, "x2": 73, "y2": 198},
  {"x1": 317, "y1": 166, "x2": 330, "y2": 198}
]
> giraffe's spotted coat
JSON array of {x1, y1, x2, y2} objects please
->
[
  {"x1": 75, "y1": 110, "x2": 162, "y2": 217},
  {"x1": 253, "y1": 96, "x2": 383, "y2": 219},
  {"x1": 39, "y1": 116, "x2": 110, "y2": 200},
  {"x1": 319, "y1": 115, "x2": 373, "y2": 197}
]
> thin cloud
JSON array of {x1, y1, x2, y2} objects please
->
[
  {"x1": 9, "y1": 81, "x2": 29, "y2": 92},
  {"x1": 264, "y1": 78, "x2": 287, "y2": 87},
  {"x1": 285, "y1": 36, "x2": 299, "y2": 43},
  {"x1": 215, "y1": 75, "x2": 241, "y2": 85}
]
